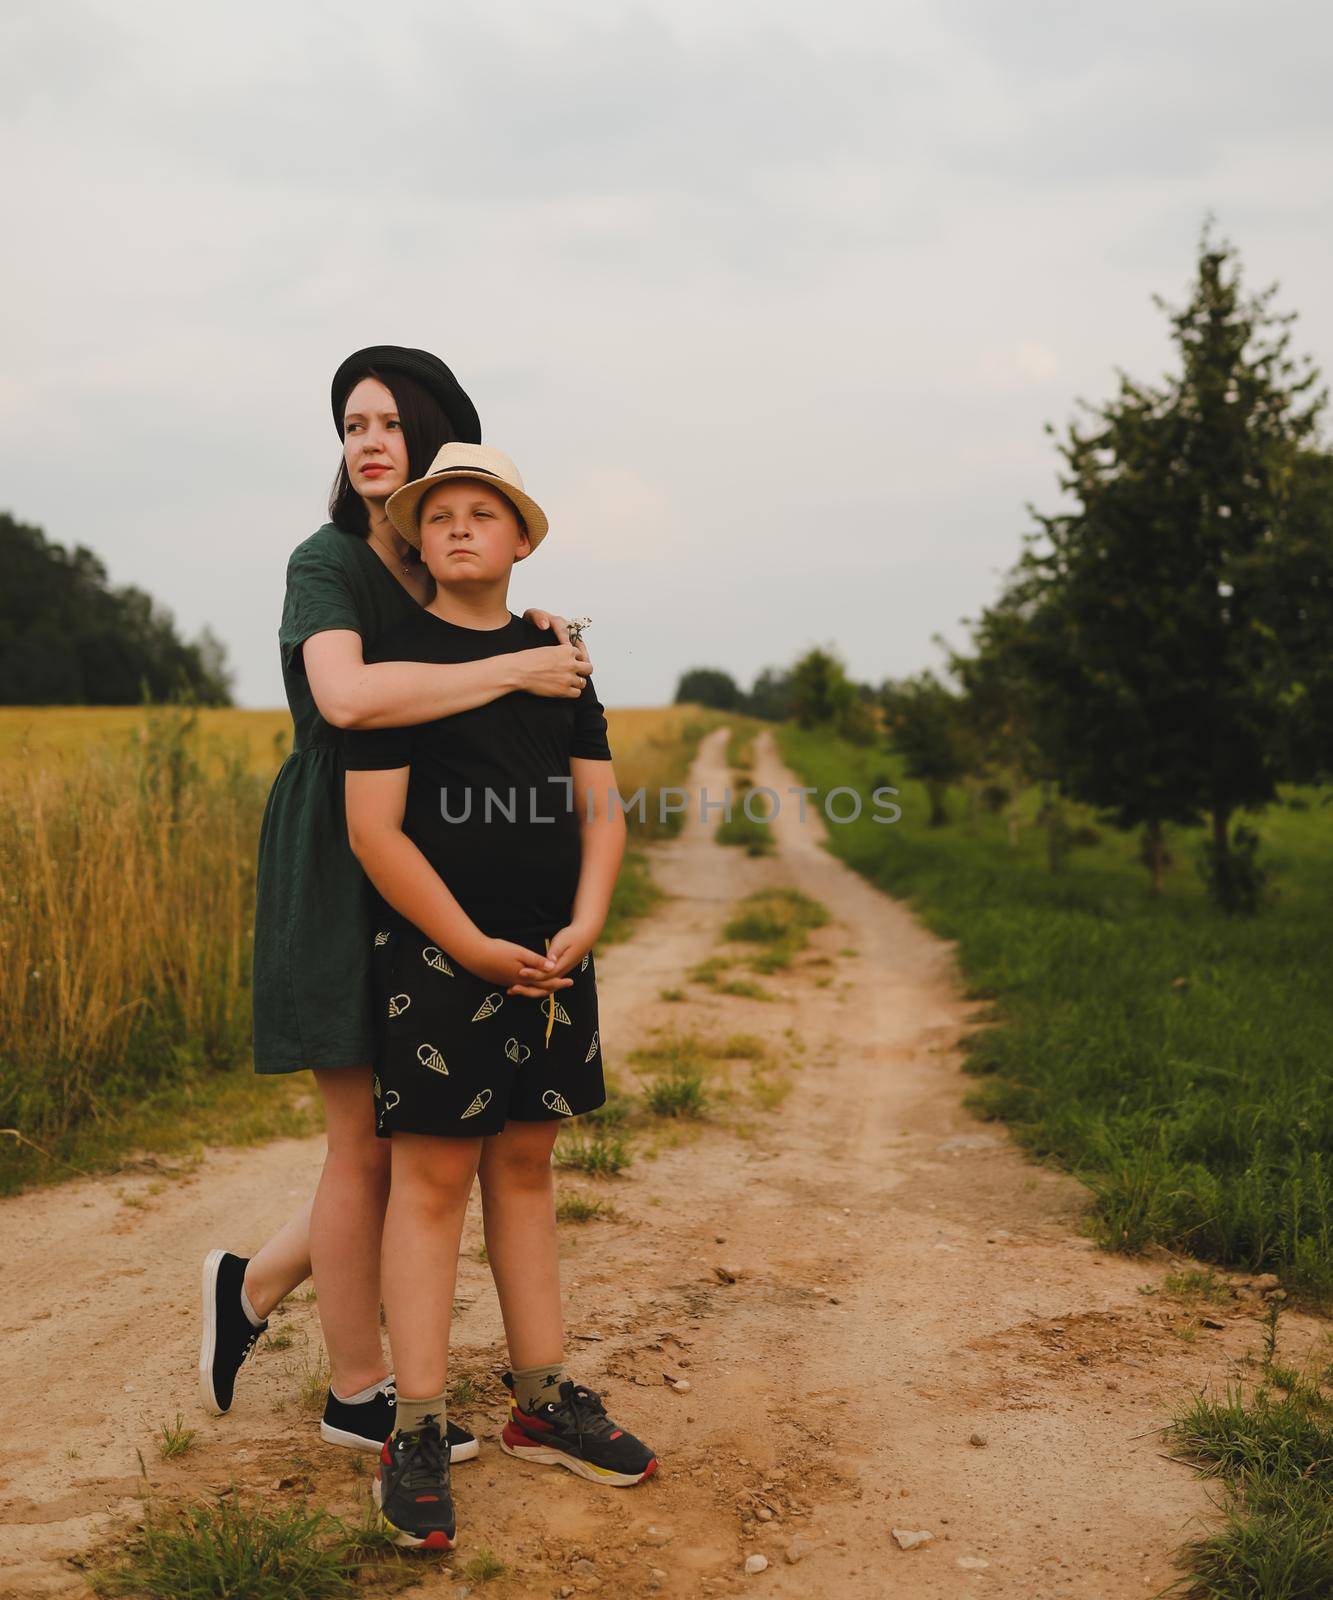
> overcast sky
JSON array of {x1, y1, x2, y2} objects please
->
[{"x1": 5, "y1": 0, "x2": 1332, "y2": 708}]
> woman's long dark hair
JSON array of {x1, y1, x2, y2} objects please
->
[{"x1": 329, "y1": 368, "x2": 457, "y2": 538}]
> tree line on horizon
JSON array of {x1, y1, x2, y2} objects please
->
[
  {"x1": 0, "y1": 511, "x2": 233, "y2": 706},
  {"x1": 675, "y1": 228, "x2": 1333, "y2": 913}
]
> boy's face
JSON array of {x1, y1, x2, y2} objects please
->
[{"x1": 418, "y1": 477, "x2": 531, "y2": 585}]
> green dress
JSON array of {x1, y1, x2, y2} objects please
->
[{"x1": 252, "y1": 522, "x2": 423, "y2": 1074}]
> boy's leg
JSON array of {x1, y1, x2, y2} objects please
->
[
  {"x1": 477, "y1": 1119, "x2": 564, "y2": 1386},
  {"x1": 479, "y1": 1118, "x2": 657, "y2": 1487},
  {"x1": 381, "y1": 1131, "x2": 483, "y2": 1399},
  {"x1": 375, "y1": 1131, "x2": 482, "y2": 1551}
]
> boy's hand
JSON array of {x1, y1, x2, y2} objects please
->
[
  {"x1": 466, "y1": 936, "x2": 575, "y2": 995},
  {"x1": 522, "y1": 921, "x2": 597, "y2": 981}
]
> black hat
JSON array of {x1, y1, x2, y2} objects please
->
[{"x1": 330, "y1": 345, "x2": 482, "y2": 444}]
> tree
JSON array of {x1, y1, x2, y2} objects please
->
[
  {"x1": 788, "y1": 647, "x2": 855, "y2": 730},
  {"x1": 880, "y1": 671, "x2": 971, "y2": 826},
  {"x1": 942, "y1": 603, "x2": 1047, "y2": 845},
  {"x1": 1249, "y1": 448, "x2": 1333, "y2": 785},
  {"x1": 1004, "y1": 227, "x2": 1325, "y2": 903},
  {"x1": 673, "y1": 667, "x2": 742, "y2": 710},
  {"x1": 0, "y1": 511, "x2": 234, "y2": 706},
  {"x1": 744, "y1": 667, "x2": 793, "y2": 722}
]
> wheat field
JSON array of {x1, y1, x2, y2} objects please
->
[{"x1": 0, "y1": 702, "x2": 726, "y2": 1187}]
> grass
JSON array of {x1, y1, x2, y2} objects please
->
[
  {"x1": 0, "y1": 710, "x2": 272, "y2": 1192},
  {"x1": 582, "y1": 1083, "x2": 636, "y2": 1128},
  {"x1": 722, "y1": 887, "x2": 830, "y2": 972},
  {"x1": 715, "y1": 783, "x2": 777, "y2": 857},
  {"x1": 630, "y1": 1029, "x2": 767, "y2": 1068},
  {"x1": 598, "y1": 846, "x2": 663, "y2": 945},
  {"x1": 643, "y1": 1069, "x2": 709, "y2": 1119},
  {"x1": 717, "y1": 979, "x2": 772, "y2": 1000},
  {"x1": 459, "y1": 1549, "x2": 506, "y2": 1583},
  {"x1": 1166, "y1": 1313, "x2": 1333, "y2": 1597},
  {"x1": 725, "y1": 722, "x2": 763, "y2": 770},
  {"x1": 96, "y1": 1497, "x2": 367, "y2": 1600},
  {"x1": 780, "y1": 723, "x2": 1333, "y2": 1302},
  {"x1": 287, "y1": 1345, "x2": 332, "y2": 1415},
  {"x1": 157, "y1": 1414, "x2": 197, "y2": 1459},
  {"x1": 448, "y1": 1374, "x2": 482, "y2": 1409},
  {"x1": 750, "y1": 1070, "x2": 794, "y2": 1111},
  {"x1": 629, "y1": 1027, "x2": 774, "y2": 1119},
  {"x1": 554, "y1": 1130, "x2": 632, "y2": 1175},
  {"x1": 1164, "y1": 1270, "x2": 1234, "y2": 1306},
  {"x1": 688, "y1": 955, "x2": 731, "y2": 986},
  {"x1": 556, "y1": 1191, "x2": 621, "y2": 1222},
  {"x1": 716, "y1": 1031, "x2": 767, "y2": 1060}
]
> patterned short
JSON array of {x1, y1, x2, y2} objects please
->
[{"x1": 368, "y1": 920, "x2": 606, "y2": 1138}]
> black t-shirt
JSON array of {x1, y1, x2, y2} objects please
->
[{"x1": 343, "y1": 608, "x2": 612, "y2": 948}]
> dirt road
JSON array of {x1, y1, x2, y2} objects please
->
[{"x1": 1, "y1": 727, "x2": 1322, "y2": 1599}]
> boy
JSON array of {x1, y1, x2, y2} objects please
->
[{"x1": 343, "y1": 442, "x2": 657, "y2": 1551}]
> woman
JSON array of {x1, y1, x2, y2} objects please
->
[{"x1": 199, "y1": 346, "x2": 588, "y2": 1462}]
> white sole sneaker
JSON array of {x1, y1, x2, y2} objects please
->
[
  {"x1": 320, "y1": 1418, "x2": 480, "y2": 1461},
  {"x1": 499, "y1": 1434, "x2": 651, "y2": 1486},
  {"x1": 197, "y1": 1247, "x2": 226, "y2": 1414}
]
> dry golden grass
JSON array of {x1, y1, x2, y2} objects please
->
[
  {"x1": 0, "y1": 710, "x2": 262, "y2": 1151},
  {"x1": 0, "y1": 706, "x2": 294, "y2": 776},
  {"x1": 0, "y1": 703, "x2": 720, "y2": 793}
]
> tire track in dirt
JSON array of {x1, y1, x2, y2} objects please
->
[{"x1": 0, "y1": 725, "x2": 1324, "y2": 1598}]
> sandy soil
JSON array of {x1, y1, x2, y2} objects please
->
[{"x1": 1, "y1": 726, "x2": 1324, "y2": 1600}]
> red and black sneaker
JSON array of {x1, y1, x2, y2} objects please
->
[
  {"x1": 374, "y1": 1418, "x2": 456, "y2": 1550},
  {"x1": 499, "y1": 1372, "x2": 658, "y2": 1486}
]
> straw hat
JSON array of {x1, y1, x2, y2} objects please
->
[{"x1": 386, "y1": 443, "x2": 549, "y2": 551}]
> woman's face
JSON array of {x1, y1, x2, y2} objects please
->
[{"x1": 342, "y1": 376, "x2": 410, "y2": 505}]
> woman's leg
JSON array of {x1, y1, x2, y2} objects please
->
[
  {"x1": 381, "y1": 1132, "x2": 483, "y2": 1397},
  {"x1": 308, "y1": 1065, "x2": 393, "y2": 1397},
  {"x1": 242, "y1": 1201, "x2": 312, "y2": 1320},
  {"x1": 477, "y1": 1120, "x2": 564, "y2": 1369}
]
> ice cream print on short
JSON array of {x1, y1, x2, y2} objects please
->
[{"x1": 368, "y1": 922, "x2": 606, "y2": 1139}]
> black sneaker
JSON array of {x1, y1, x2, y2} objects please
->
[
  {"x1": 374, "y1": 1419, "x2": 456, "y2": 1550},
  {"x1": 321, "y1": 1379, "x2": 480, "y2": 1462},
  {"x1": 199, "y1": 1250, "x2": 267, "y2": 1414},
  {"x1": 500, "y1": 1372, "x2": 658, "y2": 1486}
]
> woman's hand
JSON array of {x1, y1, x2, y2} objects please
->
[
  {"x1": 523, "y1": 609, "x2": 571, "y2": 645},
  {"x1": 512, "y1": 643, "x2": 593, "y2": 700}
]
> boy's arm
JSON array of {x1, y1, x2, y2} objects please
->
[
  {"x1": 534, "y1": 756, "x2": 626, "y2": 975},
  {"x1": 345, "y1": 769, "x2": 566, "y2": 997}
]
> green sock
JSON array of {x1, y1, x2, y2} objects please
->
[
  {"x1": 512, "y1": 1361, "x2": 568, "y2": 1413},
  {"x1": 395, "y1": 1390, "x2": 448, "y2": 1436}
]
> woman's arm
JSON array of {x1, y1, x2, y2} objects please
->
[{"x1": 305, "y1": 630, "x2": 593, "y2": 730}]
